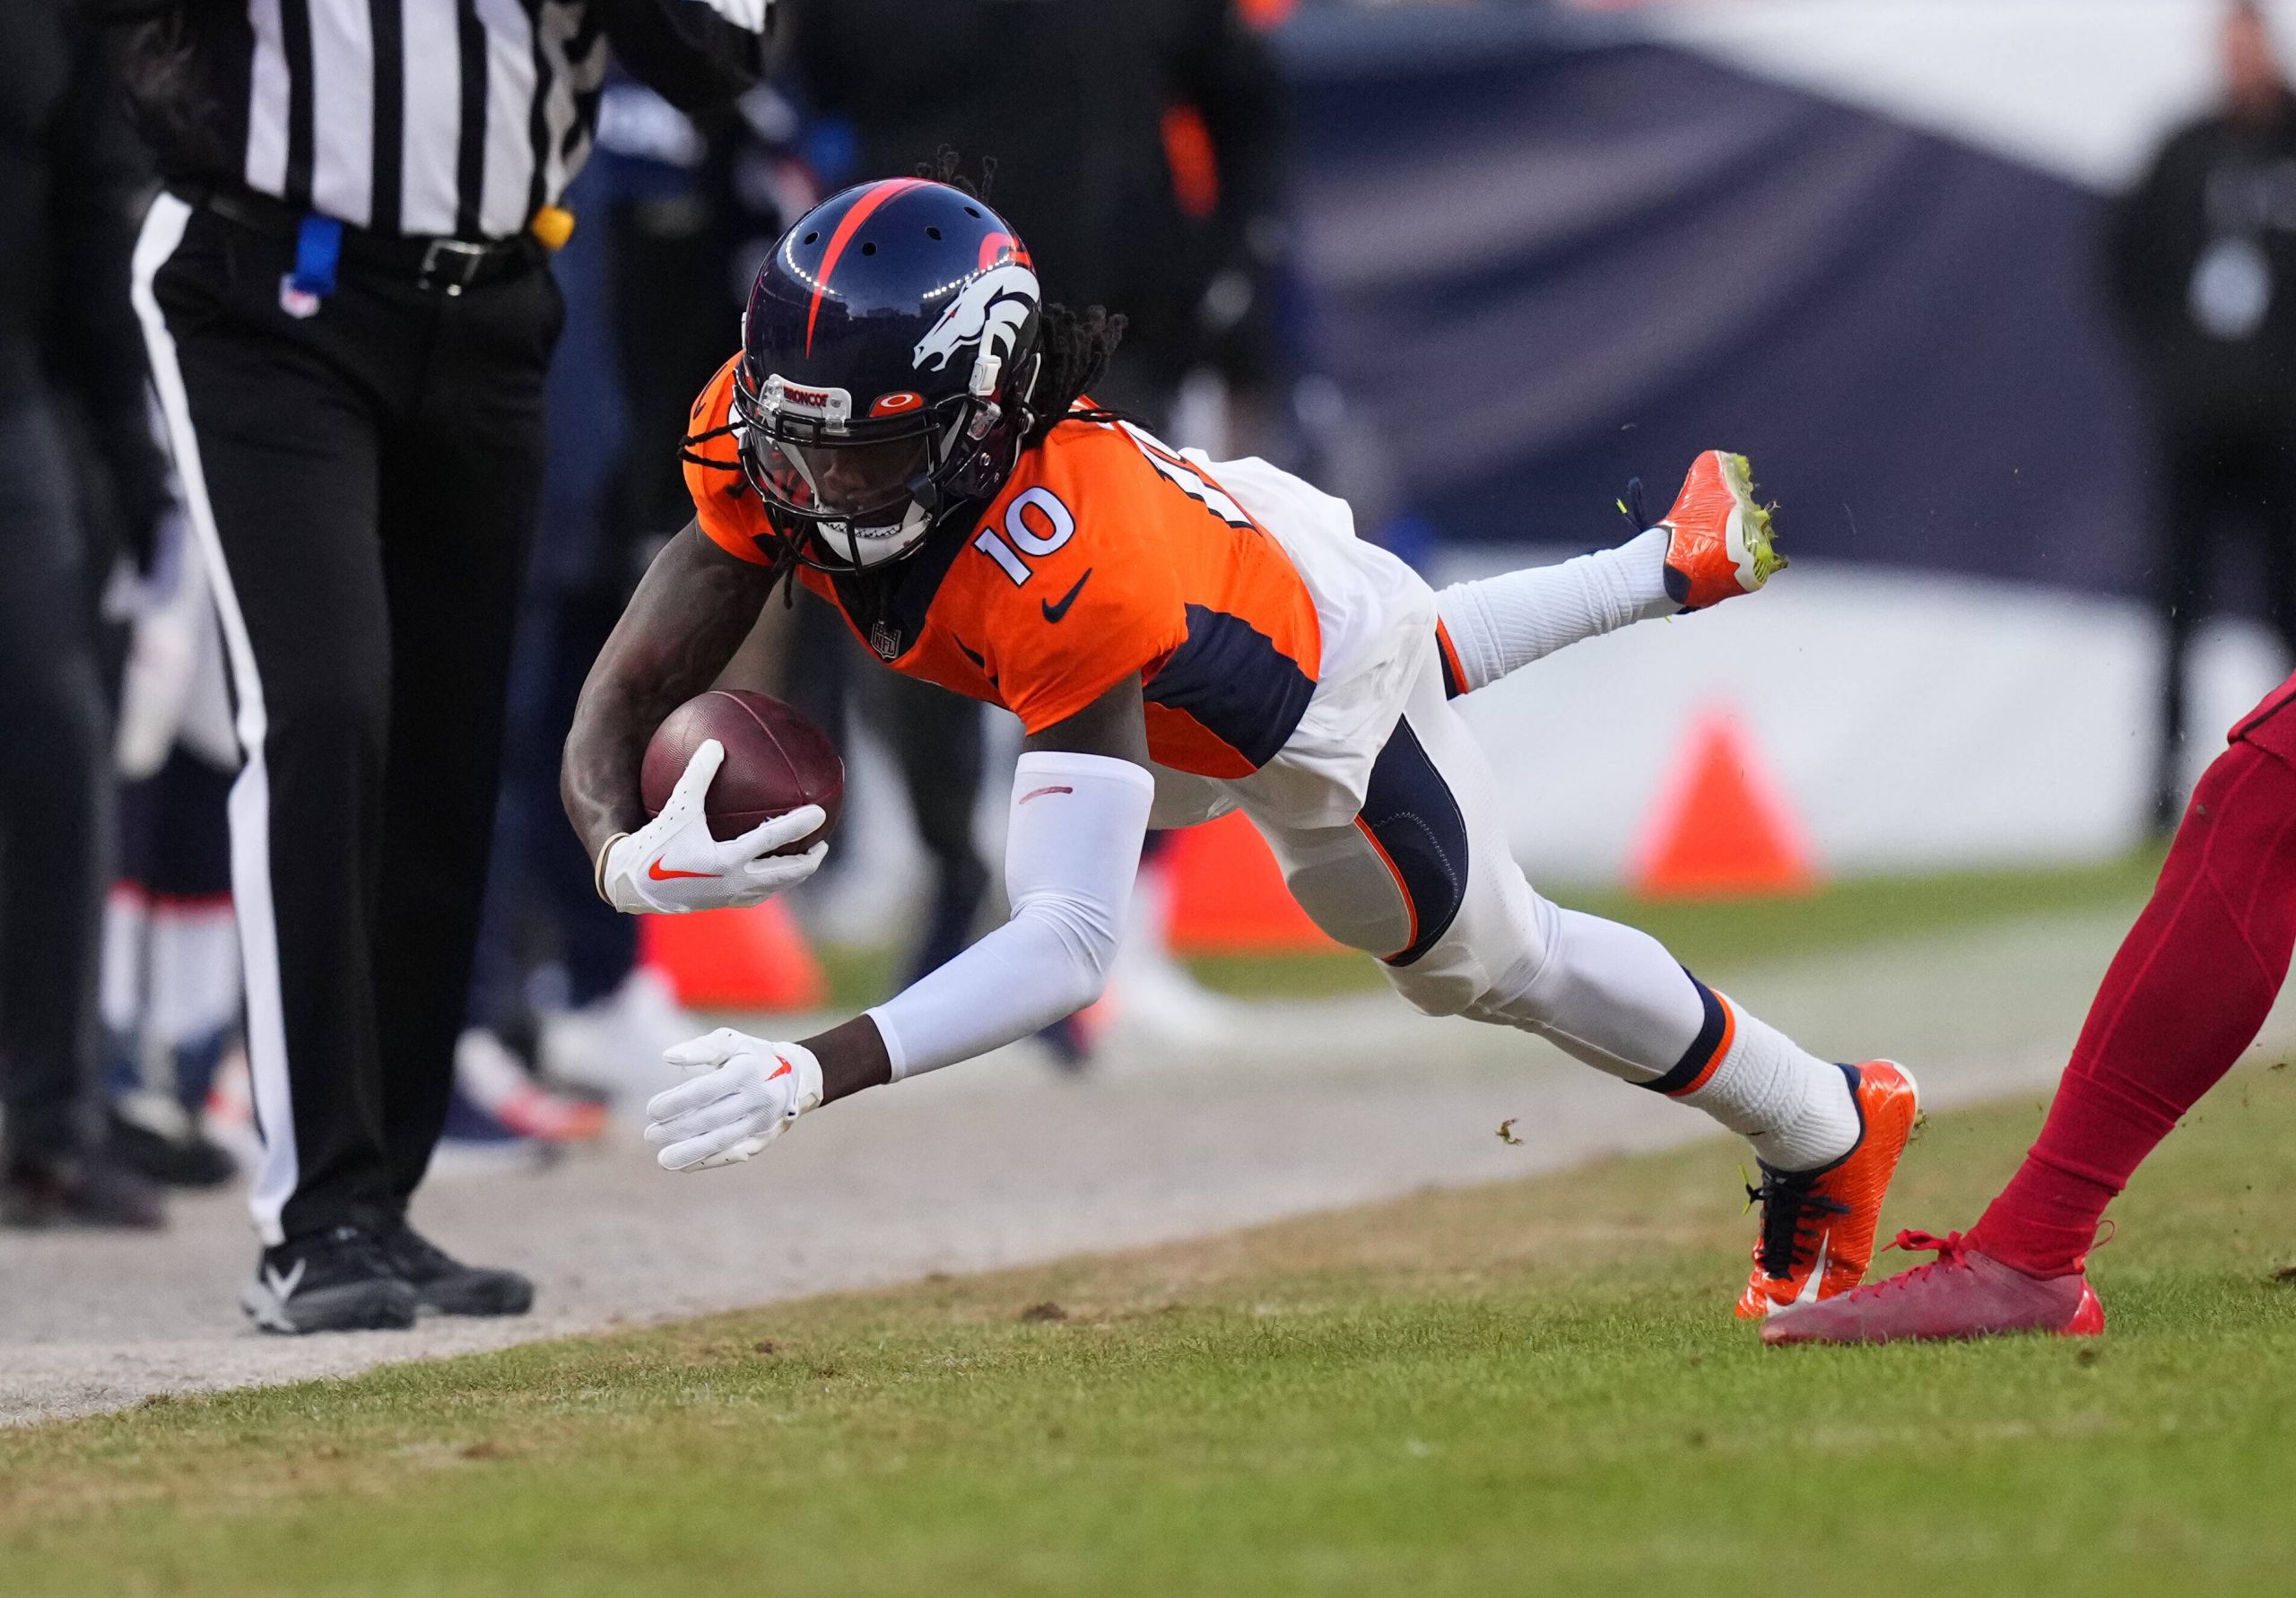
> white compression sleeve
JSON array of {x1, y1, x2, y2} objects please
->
[
  {"x1": 1435, "y1": 528, "x2": 1675, "y2": 693},
  {"x1": 867, "y1": 751, "x2": 1155, "y2": 1081}
]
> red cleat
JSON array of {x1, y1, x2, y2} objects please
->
[{"x1": 1761, "y1": 1230, "x2": 2106, "y2": 1345}]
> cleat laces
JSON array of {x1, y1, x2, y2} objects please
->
[
  {"x1": 1750, "y1": 1168, "x2": 1852, "y2": 1282},
  {"x1": 1833, "y1": 1229, "x2": 1972, "y2": 1302},
  {"x1": 1886, "y1": 1229, "x2": 1969, "y2": 1263},
  {"x1": 1617, "y1": 476, "x2": 1656, "y2": 535}
]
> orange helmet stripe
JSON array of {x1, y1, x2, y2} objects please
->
[{"x1": 805, "y1": 179, "x2": 925, "y2": 356}]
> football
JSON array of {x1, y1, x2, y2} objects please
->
[{"x1": 639, "y1": 688, "x2": 844, "y2": 851}]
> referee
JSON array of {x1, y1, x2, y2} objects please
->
[{"x1": 105, "y1": 0, "x2": 773, "y2": 1333}]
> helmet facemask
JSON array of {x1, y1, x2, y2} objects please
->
[{"x1": 733, "y1": 354, "x2": 1039, "y2": 573}]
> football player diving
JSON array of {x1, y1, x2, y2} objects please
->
[{"x1": 561, "y1": 178, "x2": 1917, "y2": 1319}]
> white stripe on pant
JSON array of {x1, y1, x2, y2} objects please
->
[{"x1": 129, "y1": 192, "x2": 302, "y2": 1246}]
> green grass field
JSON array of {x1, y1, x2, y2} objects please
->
[{"x1": 5, "y1": 1045, "x2": 2292, "y2": 1595}]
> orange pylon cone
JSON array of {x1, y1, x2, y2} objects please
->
[
  {"x1": 1630, "y1": 708, "x2": 1819, "y2": 899},
  {"x1": 1166, "y1": 811, "x2": 1338, "y2": 954},
  {"x1": 638, "y1": 898, "x2": 830, "y2": 1011}
]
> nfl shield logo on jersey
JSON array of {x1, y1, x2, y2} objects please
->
[{"x1": 869, "y1": 620, "x2": 903, "y2": 660}]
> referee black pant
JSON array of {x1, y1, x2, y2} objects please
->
[
  {"x1": 0, "y1": 392, "x2": 112, "y2": 1170},
  {"x1": 133, "y1": 192, "x2": 561, "y2": 1246}
]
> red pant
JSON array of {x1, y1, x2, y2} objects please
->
[{"x1": 1970, "y1": 672, "x2": 2296, "y2": 1275}]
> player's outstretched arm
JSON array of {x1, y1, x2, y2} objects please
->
[
  {"x1": 561, "y1": 522, "x2": 823, "y2": 916},
  {"x1": 642, "y1": 678, "x2": 1156, "y2": 1172}
]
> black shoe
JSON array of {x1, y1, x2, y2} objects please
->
[
  {"x1": 107, "y1": 1108, "x2": 239, "y2": 1189},
  {"x1": 2, "y1": 1152, "x2": 167, "y2": 1229},
  {"x1": 241, "y1": 1224, "x2": 420, "y2": 1333},
  {"x1": 377, "y1": 1217, "x2": 535, "y2": 1317}
]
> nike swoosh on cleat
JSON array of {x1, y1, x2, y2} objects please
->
[
  {"x1": 263, "y1": 1258, "x2": 308, "y2": 1304},
  {"x1": 1040, "y1": 569, "x2": 1092, "y2": 623},
  {"x1": 648, "y1": 861, "x2": 717, "y2": 882},
  {"x1": 1793, "y1": 1235, "x2": 1830, "y2": 1307}
]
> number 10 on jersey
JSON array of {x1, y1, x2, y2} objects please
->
[{"x1": 974, "y1": 486, "x2": 1075, "y2": 586}]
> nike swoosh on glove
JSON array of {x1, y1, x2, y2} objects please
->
[
  {"x1": 645, "y1": 1030, "x2": 823, "y2": 1171},
  {"x1": 596, "y1": 737, "x2": 826, "y2": 914}
]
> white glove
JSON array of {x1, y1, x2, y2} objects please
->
[
  {"x1": 596, "y1": 738, "x2": 827, "y2": 914},
  {"x1": 645, "y1": 1030, "x2": 823, "y2": 1171}
]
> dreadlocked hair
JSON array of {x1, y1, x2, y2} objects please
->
[{"x1": 1023, "y1": 304, "x2": 1129, "y2": 447}]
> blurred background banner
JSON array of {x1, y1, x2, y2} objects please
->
[
  {"x1": 1221, "y1": 0, "x2": 2296, "y2": 882},
  {"x1": 1285, "y1": 2, "x2": 2144, "y2": 588}
]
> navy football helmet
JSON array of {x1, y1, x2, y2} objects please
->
[{"x1": 721, "y1": 178, "x2": 1044, "y2": 570}]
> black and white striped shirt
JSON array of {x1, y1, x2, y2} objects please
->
[{"x1": 116, "y1": 0, "x2": 770, "y2": 240}]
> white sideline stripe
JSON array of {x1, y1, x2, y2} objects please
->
[{"x1": 131, "y1": 193, "x2": 300, "y2": 1247}]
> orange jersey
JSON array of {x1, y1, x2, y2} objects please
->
[{"x1": 684, "y1": 357, "x2": 1325, "y2": 778}]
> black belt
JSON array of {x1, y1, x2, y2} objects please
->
[{"x1": 190, "y1": 187, "x2": 544, "y2": 294}]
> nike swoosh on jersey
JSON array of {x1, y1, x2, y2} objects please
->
[
  {"x1": 649, "y1": 860, "x2": 718, "y2": 882},
  {"x1": 1040, "y1": 568, "x2": 1093, "y2": 623}
]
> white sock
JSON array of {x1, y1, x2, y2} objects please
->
[
  {"x1": 1679, "y1": 999, "x2": 1861, "y2": 1171},
  {"x1": 1435, "y1": 528, "x2": 1675, "y2": 692}
]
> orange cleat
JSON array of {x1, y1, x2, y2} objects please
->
[
  {"x1": 1655, "y1": 449, "x2": 1784, "y2": 611},
  {"x1": 1735, "y1": 1061, "x2": 1920, "y2": 1319}
]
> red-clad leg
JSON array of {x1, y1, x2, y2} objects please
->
[
  {"x1": 1767, "y1": 677, "x2": 2296, "y2": 1346},
  {"x1": 1966, "y1": 707, "x2": 2296, "y2": 1277}
]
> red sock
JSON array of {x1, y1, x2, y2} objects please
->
[{"x1": 1969, "y1": 734, "x2": 2296, "y2": 1276}]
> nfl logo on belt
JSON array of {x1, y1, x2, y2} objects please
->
[
  {"x1": 870, "y1": 621, "x2": 902, "y2": 660},
  {"x1": 278, "y1": 275, "x2": 324, "y2": 320}
]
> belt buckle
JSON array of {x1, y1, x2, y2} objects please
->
[{"x1": 418, "y1": 238, "x2": 490, "y2": 296}]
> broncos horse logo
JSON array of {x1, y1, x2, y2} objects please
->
[{"x1": 913, "y1": 263, "x2": 1040, "y2": 374}]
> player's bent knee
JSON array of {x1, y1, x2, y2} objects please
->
[
  {"x1": 1382, "y1": 922, "x2": 1555, "y2": 1021},
  {"x1": 1382, "y1": 957, "x2": 1481, "y2": 1018}
]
